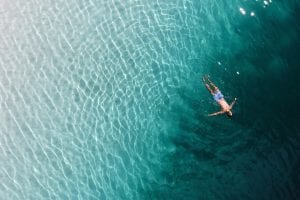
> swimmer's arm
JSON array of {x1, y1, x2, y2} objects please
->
[
  {"x1": 229, "y1": 98, "x2": 237, "y2": 109},
  {"x1": 208, "y1": 110, "x2": 225, "y2": 116}
]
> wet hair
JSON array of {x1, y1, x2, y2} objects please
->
[{"x1": 226, "y1": 112, "x2": 232, "y2": 118}]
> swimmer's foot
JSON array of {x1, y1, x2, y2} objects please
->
[
  {"x1": 202, "y1": 75, "x2": 209, "y2": 82},
  {"x1": 202, "y1": 76, "x2": 208, "y2": 83}
]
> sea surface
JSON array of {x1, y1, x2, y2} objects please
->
[{"x1": 0, "y1": 0, "x2": 299, "y2": 199}]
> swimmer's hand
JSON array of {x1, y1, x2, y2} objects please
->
[{"x1": 230, "y1": 98, "x2": 237, "y2": 109}]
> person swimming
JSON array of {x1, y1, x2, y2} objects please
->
[{"x1": 202, "y1": 76, "x2": 237, "y2": 117}]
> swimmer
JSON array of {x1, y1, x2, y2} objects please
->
[{"x1": 202, "y1": 76, "x2": 237, "y2": 117}]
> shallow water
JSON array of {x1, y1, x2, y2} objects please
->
[{"x1": 0, "y1": 0, "x2": 299, "y2": 199}]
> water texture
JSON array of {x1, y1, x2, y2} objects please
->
[{"x1": 0, "y1": 0, "x2": 299, "y2": 199}]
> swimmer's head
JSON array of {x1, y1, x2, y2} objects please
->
[{"x1": 226, "y1": 110, "x2": 233, "y2": 118}]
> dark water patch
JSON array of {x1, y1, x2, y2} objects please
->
[{"x1": 144, "y1": 0, "x2": 300, "y2": 199}]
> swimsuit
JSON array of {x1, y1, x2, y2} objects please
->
[{"x1": 213, "y1": 90, "x2": 224, "y2": 101}]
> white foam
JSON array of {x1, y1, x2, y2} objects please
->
[{"x1": 239, "y1": 7, "x2": 246, "y2": 15}]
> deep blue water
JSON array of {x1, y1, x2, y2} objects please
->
[
  {"x1": 152, "y1": 1, "x2": 300, "y2": 199},
  {"x1": 0, "y1": 0, "x2": 299, "y2": 199}
]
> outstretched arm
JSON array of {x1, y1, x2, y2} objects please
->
[
  {"x1": 208, "y1": 110, "x2": 225, "y2": 116},
  {"x1": 229, "y1": 98, "x2": 237, "y2": 109}
]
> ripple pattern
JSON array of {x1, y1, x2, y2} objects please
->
[
  {"x1": 1, "y1": 0, "x2": 300, "y2": 199},
  {"x1": 0, "y1": 0, "x2": 214, "y2": 199}
]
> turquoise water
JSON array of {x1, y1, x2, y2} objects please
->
[{"x1": 0, "y1": 0, "x2": 299, "y2": 199}]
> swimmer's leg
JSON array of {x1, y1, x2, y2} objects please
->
[
  {"x1": 202, "y1": 77, "x2": 214, "y2": 95},
  {"x1": 205, "y1": 76, "x2": 219, "y2": 91}
]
